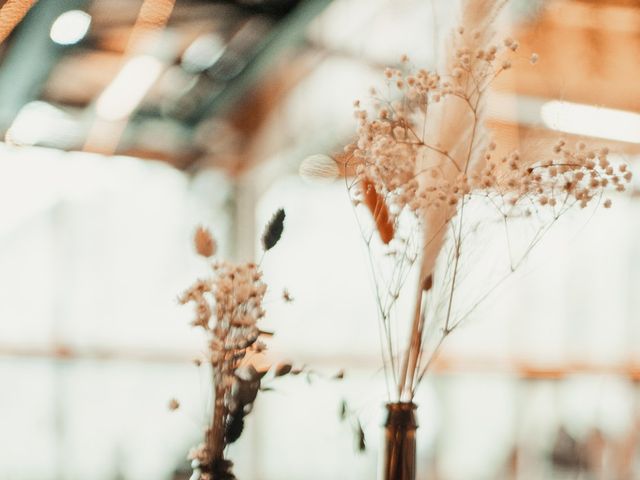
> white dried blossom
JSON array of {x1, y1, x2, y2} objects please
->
[{"x1": 188, "y1": 443, "x2": 211, "y2": 463}]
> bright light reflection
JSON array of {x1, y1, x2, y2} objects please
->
[
  {"x1": 541, "y1": 100, "x2": 640, "y2": 144},
  {"x1": 96, "y1": 55, "x2": 163, "y2": 121},
  {"x1": 181, "y1": 33, "x2": 226, "y2": 72},
  {"x1": 50, "y1": 10, "x2": 91, "y2": 45},
  {"x1": 5, "y1": 101, "x2": 71, "y2": 146}
]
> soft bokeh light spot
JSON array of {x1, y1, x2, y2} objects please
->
[
  {"x1": 181, "y1": 33, "x2": 226, "y2": 72},
  {"x1": 50, "y1": 10, "x2": 91, "y2": 46},
  {"x1": 96, "y1": 55, "x2": 163, "y2": 121},
  {"x1": 541, "y1": 100, "x2": 640, "y2": 144}
]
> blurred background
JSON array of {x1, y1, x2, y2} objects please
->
[{"x1": 0, "y1": 0, "x2": 640, "y2": 478}]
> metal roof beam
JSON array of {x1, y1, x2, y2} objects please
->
[{"x1": 0, "y1": 0, "x2": 89, "y2": 132}]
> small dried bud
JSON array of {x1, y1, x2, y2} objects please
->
[
  {"x1": 168, "y1": 398, "x2": 180, "y2": 411},
  {"x1": 422, "y1": 274, "x2": 433, "y2": 291},
  {"x1": 282, "y1": 288, "x2": 294, "y2": 303},
  {"x1": 194, "y1": 226, "x2": 216, "y2": 257},
  {"x1": 275, "y1": 363, "x2": 293, "y2": 377}
]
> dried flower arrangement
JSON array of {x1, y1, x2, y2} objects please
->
[
  {"x1": 303, "y1": 0, "x2": 632, "y2": 472},
  {"x1": 177, "y1": 209, "x2": 293, "y2": 480}
]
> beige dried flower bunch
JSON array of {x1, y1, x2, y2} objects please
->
[
  {"x1": 178, "y1": 209, "x2": 293, "y2": 480},
  {"x1": 304, "y1": 0, "x2": 632, "y2": 403}
]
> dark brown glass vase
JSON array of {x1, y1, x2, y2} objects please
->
[{"x1": 381, "y1": 402, "x2": 417, "y2": 480}]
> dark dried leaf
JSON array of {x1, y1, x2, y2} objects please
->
[
  {"x1": 290, "y1": 363, "x2": 306, "y2": 375},
  {"x1": 339, "y1": 399, "x2": 347, "y2": 421},
  {"x1": 261, "y1": 208, "x2": 285, "y2": 251},
  {"x1": 356, "y1": 420, "x2": 366, "y2": 452},
  {"x1": 274, "y1": 363, "x2": 292, "y2": 377},
  {"x1": 209, "y1": 458, "x2": 237, "y2": 480},
  {"x1": 225, "y1": 411, "x2": 245, "y2": 444},
  {"x1": 234, "y1": 377, "x2": 260, "y2": 405}
]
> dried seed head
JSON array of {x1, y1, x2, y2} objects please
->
[
  {"x1": 194, "y1": 226, "x2": 216, "y2": 258},
  {"x1": 261, "y1": 209, "x2": 286, "y2": 251}
]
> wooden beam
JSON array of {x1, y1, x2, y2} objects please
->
[{"x1": 180, "y1": 0, "x2": 332, "y2": 126}]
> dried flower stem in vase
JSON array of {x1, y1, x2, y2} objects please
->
[
  {"x1": 177, "y1": 209, "x2": 296, "y2": 480},
  {"x1": 303, "y1": 0, "x2": 632, "y2": 475}
]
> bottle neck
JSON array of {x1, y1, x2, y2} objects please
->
[{"x1": 384, "y1": 402, "x2": 418, "y2": 429}]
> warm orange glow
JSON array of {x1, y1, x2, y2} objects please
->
[{"x1": 126, "y1": 0, "x2": 175, "y2": 50}]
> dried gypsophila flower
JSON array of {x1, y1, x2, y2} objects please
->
[
  {"x1": 345, "y1": 49, "x2": 633, "y2": 234},
  {"x1": 282, "y1": 288, "x2": 294, "y2": 303},
  {"x1": 179, "y1": 210, "x2": 300, "y2": 477},
  {"x1": 188, "y1": 443, "x2": 211, "y2": 463},
  {"x1": 180, "y1": 261, "x2": 269, "y2": 471},
  {"x1": 327, "y1": 0, "x2": 634, "y2": 405}
]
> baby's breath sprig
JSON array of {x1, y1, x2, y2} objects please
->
[
  {"x1": 306, "y1": 0, "x2": 632, "y2": 404},
  {"x1": 177, "y1": 209, "x2": 298, "y2": 480}
]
